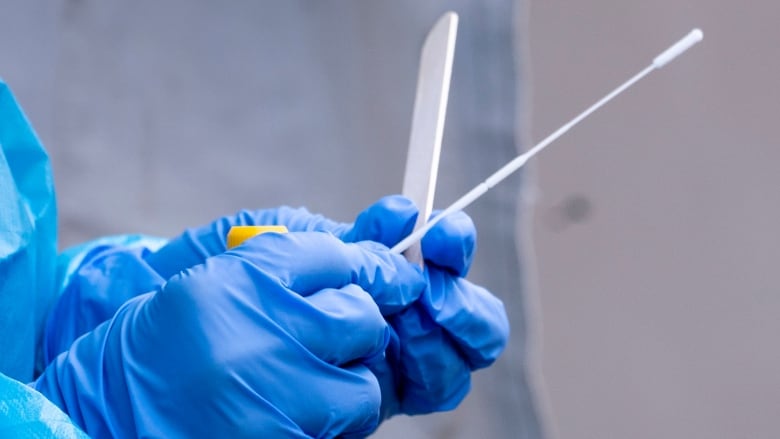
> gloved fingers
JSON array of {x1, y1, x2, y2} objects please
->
[
  {"x1": 144, "y1": 205, "x2": 351, "y2": 280},
  {"x1": 44, "y1": 245, "x2": 165, "y2": 365},
  {"x1": 232, "y1": 352, "x2": 382, "y2": 438},
  {"x1": 270, "y1": 284, "x2": 389, "y2": 366},
  {"x1": 37, "y1": 243, "x2": 392, "y2": 438},
  {"x1": 422, "y1": 267, "x2": 510, "y2": 369},
  {"x1": 284, "y1": 363, "x2": 381, "y2": 439},
  {"x1": 141, "y1": 258, "x2": 383, "y2": 438},
  {"x1": 317, "y1": 364, "x2": 382, "y2": 438},
  {"x1": 232, "y1": 232, "x2": 425, "y2": 314},
  {"x1": 390, "y1": 304, "x2": 471, "y2": 414},
  {"x1": 342, "y1": 198, "x2": 477, "y2": 277},
  {"x1": 339, "y1": 195, "x2": 418, "y2": 247},
  {"x1": 421, "y1": 210, "x2": 477, "y2": 277},
  {"x1": 363, "y1": 327, "x2": 402, "y2": 423},
  {"x1": 145, "y1": 195, "x2": 418, "y2": 281}
]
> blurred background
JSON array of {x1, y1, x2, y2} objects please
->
[
  {"x1": 530, "y1": 2, "x2": 780, "y2": 438},
  {"x1": 2, "y1": 0, "x2": 779, "y2": 438}
]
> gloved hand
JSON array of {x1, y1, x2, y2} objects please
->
[
  {"x1": 34, "y1": 232, "x2": 425, "y2": 438},
  {"x1": 344, "y1": 205, "x2": 510, "y2": 419},
  {"x1": 44, "y1": 195, "x2": 509, "y2": 425},
  {"x1": 141, "y1": 196, "x2": 419, "y2": 289},
  {"x1": 145, "y1": 195, "x2": 508, "y2": 419},
  {"x1": 43, "y1": 197, "x2": 419, "y2": 361}
]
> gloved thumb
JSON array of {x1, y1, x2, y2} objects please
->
[
  {"x1": 340, "y1": 195, "x2": 418, "y2": 247},
  {"x1": 343, "y1": 197, "x2": 477, "y2": 278},
  {"x1": 342, "y1": 197, "x2": 477, "y2": 278},
  {"x1": 421, "y1": 210, "x2": 476, "y2": 277}
]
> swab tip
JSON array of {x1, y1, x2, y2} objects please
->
[{"x1": 653, "y1": 27, "x2": 704, "y2": 68}]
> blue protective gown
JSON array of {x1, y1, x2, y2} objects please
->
[
  {"x1": 0, "y1": 79, "x2": 56, "y2": 382},
  {"x1": 0, "y1": 79, "x2": 86, "y2": 437}
]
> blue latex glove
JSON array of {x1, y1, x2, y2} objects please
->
[
  {"x1": 34, "y1": 232, "x2": 425, "y2": 438},
  {"x1": 43, "y1": 235, "x2": 167, "y2": 366},
  {"x1": 142, "y1": 196, "x2": 419, "y2": 292},
  {"x1": 145, "y1": 196, "x2": 508, "y2": 418},
  {"x1": 349, "y1": 206, "x2": 510, "y2": 418},
  {"x1": 42, "y1": 197, "x2": 418, "y2": 361},
  {"x1": 44, "y1": 195, "x2": 509, "y2": 424}
]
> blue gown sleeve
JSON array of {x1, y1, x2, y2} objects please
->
[{"x1": 0, "y1": 372, "x2": 89, "y2": 438}]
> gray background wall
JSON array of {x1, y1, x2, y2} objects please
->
[{"x1": 529, "y1": 1, "x2": 780, "y2": 438}]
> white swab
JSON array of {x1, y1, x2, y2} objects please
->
[{"x1": 391, "y1": 28, "x2": 703, "y2": 254}]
